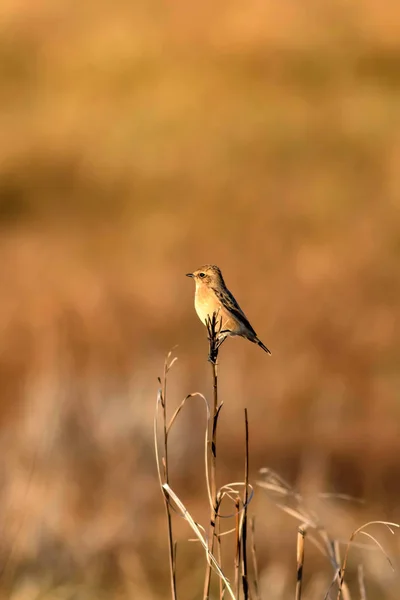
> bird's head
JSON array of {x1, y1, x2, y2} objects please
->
[{"x1": 186, "y1": 265, "x2": 225, "y2": 288}]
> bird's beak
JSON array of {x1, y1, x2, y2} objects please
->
[{"x1": 186, "y1": 273, "x2": 194, "y2": 278}]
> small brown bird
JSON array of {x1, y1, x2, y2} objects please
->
[{"x1": 186, "y1": 264, "x2": 271, "y2": 354}]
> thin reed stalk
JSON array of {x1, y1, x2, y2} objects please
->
[
  {"x1": 235, "y1": 497, "x2": 241, "y2": 599},
  {"x1": 241, "y1": 409, "x2": 250, "y2": 600},
  {"x1": 203, "y1": 312, "x2": 224, "y2": 600}
]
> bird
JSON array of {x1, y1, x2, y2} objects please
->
[{"x1": 186, "y1": 264, "x2": 271, "y2": 354}]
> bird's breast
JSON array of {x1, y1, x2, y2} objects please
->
[
  {"x1": 194, "y1": 286, "x2": 221, "y2": 324},
  {"x1": 194, "y1": 286, "x2": 239, "y2": 334}
]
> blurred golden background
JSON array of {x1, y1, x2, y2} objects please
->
[{"x1": 0, "y1": 1, "x2": 399, "y2": 598}]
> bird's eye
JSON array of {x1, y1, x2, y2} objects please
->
[{"x1": 199, "y1": 272, "x2": 206, "y2": 278}]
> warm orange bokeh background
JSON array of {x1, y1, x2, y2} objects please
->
[{"x1": 1, "y1": 1, "x2": 399, "y2": 598}]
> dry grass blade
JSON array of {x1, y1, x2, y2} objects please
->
[
  {"x1": 318, "y1": 493, "x2": 365, "y2": 505},
  {"x1": 216, "y1": 528, "x2": 237, "y2": 538},
  {"x1": 256, "y1": 470, "x2": 318, "y2": 529},
  {"x1": 154, "y1": 391, "x2": 164, "y2": 487},
  {"x1": 158, "y1": 384, "x2": 213, "y2": 515},
  {"x1": 166, "y1": 392, "x2": 209, "y2": 437},
  {"x1": 166, "y1": 357, "x2": 178, "y2": 372},
  {"x1": 163, "y1": 483, "x2": 237, "y2": 600},
  {"x1": 273, "y1": 504, "x2": 317, "y2": 528},
  {"x1": 155, "y1": 381, "x2": 211, "y2": 522},
  {"x1": 256, "y1": 470, "x2": 312, "y2": 523},
  {"x1": 358, "y1": 532, "x2": 394, "y2": 570},
  {"x1": 352, "y1": 521, "x2": 399, "y2": 535},
  {"x1": 258, "y1": 468, "x2": 299, "y2": 497}
]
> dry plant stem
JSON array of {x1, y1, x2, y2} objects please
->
[
  {"x1": 295, "y1": 526, "x2": 307, "y2": 600},
  {"x1": 250, "y1": 518, "x2": 261, "y2": 600},
  {"x1": 241, "y1": 409, "x2": 250, "y2": 600},
  {"x1": 215, "y1": 494, "x2": 225, "y2": 600},
  {"x1": 203, "y1": 313, "x2": 222, "y2": 600},
  {"x1": 203, "y1": 359, "x2": 218, "y2": 599},
  {"x1": 235, "y1": 497, "x2": 241, "y2": 600},
  {"x1": 160, "y1": 362, "x2": 178, "y2": 600}
]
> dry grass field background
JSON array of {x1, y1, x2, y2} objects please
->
[{"x1": 0, "y1": 1, "x2": 400, "y2": 598}]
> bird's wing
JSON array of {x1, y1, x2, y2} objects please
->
[{"x1": 212, "y1": 286, "x2": 257, "y2": 336}]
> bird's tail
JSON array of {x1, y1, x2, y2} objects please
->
[{"x1": 256, "y1": 339, "x2": 272, "y2": 355}]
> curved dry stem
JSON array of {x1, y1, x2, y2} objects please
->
[
  {"x1": 155, "y1": 389, "x2": 212, "y2": 510},
  {"x1": 336, "y1": 520, "x2": 399, "y2": 600},
  {"x1": 166, "y1": 392, "x2": 210, "y2": 437},
  {"x1": 216, "y1": 482, "x2": 255, "y2": 519},
  {"x1": 358, "y1": 531, "x2": 394, "y2": 570}
]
